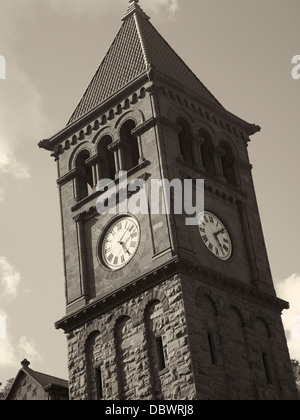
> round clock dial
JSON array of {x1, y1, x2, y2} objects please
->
[
  {"x1": 198, "y1": 211, "x2": 232, "y2": 261},
  {"x1": 101, "y1": 216, "x2": 140, "y2": 271}
]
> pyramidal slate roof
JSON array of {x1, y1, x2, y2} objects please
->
[{"x1": 67, "y1": 0, "x2": 222, "y2": 125}]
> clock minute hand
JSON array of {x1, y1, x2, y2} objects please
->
[
  {"x1": 118, "y1": 230, "x2": 128, "y2": 244},
  {"x1": 213, "y1": 228, "x2": 225, "y2": 238},
  {"x1": 213, "y1": 229, "x2": 225, "y2": 255}
]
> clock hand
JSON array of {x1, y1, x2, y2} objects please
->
[
  {"x1": 118, "y1": 229, "x2": 128, "y2": 244},
  {"x1": 213, "y1": 228, "x2": 225, "y2": 238},
  {"x1": 120, "y1": 241, "x2": 131, "y2": 256},
  {"x1": 214, "y1": 235, "x2": 225, "y2": 255}
]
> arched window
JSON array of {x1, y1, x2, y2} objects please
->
[
  {"x1": 120, "y1": 120, "x2": 140, "y2": 170},
  {"x1": 86, "y1": 331, "x2": 103, "y2": 400},
  {"x1": 144, "y1": 300, "x2": 165, "y2": 399},
  {"x1": 226, "y1": 308, "x2": 255, "y2": 400},
  {"x1": 255, "y1": 319, "x2": 275, "y2": 390},
  {"x1": 75, "y1": 150, "x2": 93, "y2": 200},
  {"x1": 199, "y1": 129, "x2": 215, "y2": 175},
  {"x1": 177, "y1": 117, "x2": 194, "y2": 165},
  {"x1": 220, "y1": 140, "x2": 236, "y2": 185},
  {"x1": 195, "y1": 292, "x2": 228, "y2": 399},
  {"x1": 97, "y1": 135, "x2": 116, "y2": 180},
  {"x1": 114, "y1": 316, "x2": 137, "y2": 400}
]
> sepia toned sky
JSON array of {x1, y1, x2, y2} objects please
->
[{"x1": 0, "y1": 0, "x2": 300, "y2": 383}]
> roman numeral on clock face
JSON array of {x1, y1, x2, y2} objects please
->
[
  {"x1": 101, "y1": 216, "x2": 141, "y2": 270},
  {"x1": 202, "y1": 235, "x2": 208, "y2": 243},
  {"x1": 198, "y1": 212, "x2": 232, "y2": 261}
]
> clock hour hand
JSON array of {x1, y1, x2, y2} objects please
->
[
  {"x1": 120, "y1": 241, "x2": 131, "y2": 256},
  {"x1": 213, "y1": 230, "x2": 225, "y2": 254}
]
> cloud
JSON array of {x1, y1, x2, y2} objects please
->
[
  {"x1": 0, "y1": 331, "x2": 17, "y2": 368},
  {"x1": 0, "y1": 258, "x2": 41, "y2": 369},
  {"x1": 0, "y1": 257, "x2": 21, "y2": 301},
  {"x1": 0, "y1": 331, "x2": 42, "y2": 369},
  {"x1": 47, "y1": 0, "x2": 180, "y2": 17},
  {"x1": 0, "y1": 313, "x2": 6, "y2": 340},
  {"x1": 0, "y1": 309, "x2": 42, "y2": 370},
  {"x1": 0, "y1": 154, "x2": 30, "y2": 180},
  {"x1": 0, "y1": 4, "x2": 53, "y2": 202},
  {"x1": 276, "y1": 274, "x2": 300, "y2": 361},
  {"x1": 17, "y1": 337, "x2": 42, "y2": 363}
]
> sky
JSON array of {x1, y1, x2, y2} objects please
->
[{"x1": 0, "y1": 0, "x2": 300, "y2": 385}]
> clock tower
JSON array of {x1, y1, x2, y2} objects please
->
[{"x1": 39, "y1": 1, "x2": 298, "y2": 400}]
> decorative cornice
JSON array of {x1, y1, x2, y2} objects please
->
[
  {"x1": 55, "y1": 257, "x2": 180, "y2": 333},
  {"x1": 55, "y1": 257, "x2": 288, "y2": 333},
  {"x1": 38, "y1": 73, "x2": 150, "y2": 153}
]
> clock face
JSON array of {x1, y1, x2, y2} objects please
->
[
  {"x1": 101, "y1": 216, "x2": 140, "y2": 271},
  {"x1": 198, "y1": 211, "x2": 232, "y2": 261}
]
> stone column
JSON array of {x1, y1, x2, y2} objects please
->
[
  {"x1": 196, "y1": 136, "x2": 205, "y2": 171},
  {"x1": 86, "y1": 155, "x2": 101, "y2": 188},
  {"x1": 108, "y1": 139, "x2": 122, "y2": 175},
  {"x1": 73, "y1": 212, "x2": 89, "y2": 300},
  {"x1": 189, "y1": 133, "x2": 200, "y2": 167}
]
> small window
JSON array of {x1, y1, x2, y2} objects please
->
[
  {"x1": 177, "y1": 117, "x2": 194, "y2": 165},
  {"x1": 75, "y1": 150, "x2": 93, "y2": 199},
  {"x1": 98, "y1": 135, "x2": 116, "y2": 180},
  {"x1": 95, "y1": 366, "x2": 103, "y2": 399},
  {"x1": 207, "y1": 332, "x2": 217, "y2": 365},
  {"x1": 262, "y1": 352, "x2": 272, "y2": 384},
  {"x1": 120, "y1": 120, "x2": 140, "y2": 170},
  {"x1": 199, "y1": 129, "x2": 215, "y2": 175},
  {"x1": 156, "y1": 336, "x2": 166, "y2": 371},
  {"x1": 220, "y1": 140, "x2": 236, "y2": 186}
]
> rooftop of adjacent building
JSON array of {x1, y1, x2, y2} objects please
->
[{"x1": 5, "y1": 359, "x2": 69, "y2": 400}]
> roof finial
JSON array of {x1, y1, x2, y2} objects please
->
[
  {"x1": 122, "y1": 0, "x2": 150, "y2": 21},
  {"x1": 21, "y1": 359, "x2": 30, "y2": 369}
]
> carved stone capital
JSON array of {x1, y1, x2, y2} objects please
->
[
  {"x1": 131, "y1": 117, "x2": 156, "y2": 137},
  {"x1": 108, "y1": 139, "x2": 122, "y2": 152},
  {"x1": 85, "y1": 155, "x2": 101, "y2": 166},
  {"x1": 73, "y1": 212, "x2": 86, "y2": 223}
]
